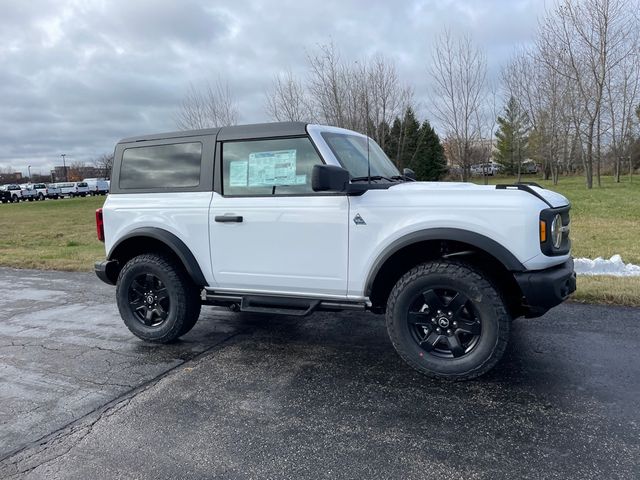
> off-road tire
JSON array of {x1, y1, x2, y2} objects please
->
[
  {"x1": 116, "y1": 253, "x2": 201, "y2": 343},
  {"x1": 386, "y1": 260, "x2": 510, "y2": 381}
]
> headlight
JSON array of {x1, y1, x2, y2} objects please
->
[{"x1": 551, "y1": 214, "x2": 563, "y2": 249}]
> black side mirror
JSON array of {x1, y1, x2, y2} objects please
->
[
  {"x1": 403, "y1": 168, "x2": 416, "y2": 180},
  {"x1": 312, "y1": 165, "x2": 350, "y2": 192}
]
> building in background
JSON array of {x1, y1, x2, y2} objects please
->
[{"x1": 0, "y1": 172, "x2": 23, "y2": 184}]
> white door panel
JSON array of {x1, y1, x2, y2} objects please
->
[{"x1": 209, "y1": 193, "x2": 349, "y2": 296}]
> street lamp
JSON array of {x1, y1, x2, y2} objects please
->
[
  {"x1": 28, "y1": 165, "x2": 32, "y2": 181},
  {"x1": 61, "y1": 154, "x2": 67, "y2": 182}
]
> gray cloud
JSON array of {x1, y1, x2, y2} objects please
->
[{"x1": 0, "y1": 0, "x2": 548, "y2": 175}]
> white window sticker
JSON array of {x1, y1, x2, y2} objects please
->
[
  {"x1": 229, "y1": 161, "x2": 248, "y2": 186},
  {"x1": 248, "y1": 149, "x2": 297, "y2": 187}
]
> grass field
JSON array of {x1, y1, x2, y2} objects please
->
[
  {"x1": 0, "y1": 176, "x2": 638, "y2": 305},
  {"x1": 0, "y1": 196, "x2": 106, "y2": 271}
]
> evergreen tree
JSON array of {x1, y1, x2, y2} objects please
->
[
  {"x1": 384, "y1": 117, "x2": 403, "y2": 166},
  {"x1": 383, "y1": 109, "x2": 446, "y2": 181},
  {"x1": 494, "y1": 96, "x2": 530, "y2": 176},
  {"x1": 407, "y1": 120, "x2": 447, "y2": 181}
]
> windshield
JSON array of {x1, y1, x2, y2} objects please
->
[{"x1": 321, "y1": 132, "x2": 400, "y2": 179}]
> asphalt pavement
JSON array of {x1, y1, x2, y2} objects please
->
[{"x1": 0, "y1": 268, "x2": 638, "y2": 479}]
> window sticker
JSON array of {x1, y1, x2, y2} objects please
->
[
  {"x1": 247, "y1": 149, "x2": 297, "y2": 187},
  {"x1": 229, "y1": 160, "x2": 248, "y2": 186}
]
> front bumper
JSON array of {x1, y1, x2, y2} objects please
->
[
  {"x1": 95, "y1": 260, "x2": 119, "y2": 286},
  {"x1": 514, "y1": 258, "x2": 576, "y2": 318}
]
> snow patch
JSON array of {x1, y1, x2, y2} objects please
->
[{"x1": 574, "y1": 255, "x2": 640, "y2": 277}]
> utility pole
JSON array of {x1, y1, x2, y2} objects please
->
[
  {"x1": 61, "y1": 154, "x2": 67, "y2": 182},
  {"x1": 28, "y1": 165, "x2": 32, "y2": 182}
]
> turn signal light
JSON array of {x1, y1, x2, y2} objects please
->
[{"x1": 539, "y1": 220, "x2": 547, "y2": 243}]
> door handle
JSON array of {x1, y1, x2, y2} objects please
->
[{"x1": 215, "y1": 215, "x2": 243, "y2": 223}]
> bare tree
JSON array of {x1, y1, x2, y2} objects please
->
[
  {"x1": 93, "y1": 153, "x2": 114, "y2": 179},
  {"x1": 429, "y1": 29, "x2": 487, "y2": 181},
  {"x1": 503, "y1": 46, "x2": 575, "y2": 184},
  {"x1": 304, "y1": 43, "x2": 411, "y2": 141},
  {"x1": 68, "y1": 161, "x2": 86, "y2": 182},
  {"x1": 176, "y1": 79, "x2": 239, "y2": 130},
  {"x1": 605, "y1": 32, "x2": 640, "y2": 181},
  {"x1": 538, "y1": 0, "x2": 637, "y2": 188},
  {"x1": 265, "y1": 70, "x2": 313, "y2": 122}
]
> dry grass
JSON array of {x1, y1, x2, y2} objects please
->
[
  {"x1": 572, "y1": 276, "x2": 640, "y2": 307},
  {"x1": 0, "y1": 196, "x2": 106, "y2": 271}
]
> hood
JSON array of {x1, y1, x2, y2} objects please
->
[{"x1": 388, "y1": 181, "x2": 570, "y2": 209}]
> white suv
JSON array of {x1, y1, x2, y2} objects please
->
[{"x1": 95, "y1": 122, "x2": 575, "y2": 380}]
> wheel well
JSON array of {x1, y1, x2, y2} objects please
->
[
  {"x1": 108, "y1": 236, "x2": 205, "y2": 286},
  {"x1": 368, "y1": 240, "x2": 524, "y2": 317}
]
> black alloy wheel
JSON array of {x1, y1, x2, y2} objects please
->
[
  {"x1": 128, "y1": 273, "x2": 170, "y2": 327},
  {"x1": 407, "y1": 288, "x2": 481, "y2": 359}
]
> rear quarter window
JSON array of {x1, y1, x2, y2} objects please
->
[{"x1": 119, "y1": 142, "x2": 202, "y2": 190}]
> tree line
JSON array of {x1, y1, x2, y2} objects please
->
[{"x1": 177, "y1": 0, "x2": 640, "y2": 188}]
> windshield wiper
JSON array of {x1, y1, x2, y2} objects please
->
[
  {"x1": 390, "y1": 175, "x2": 416, "y2": 182},
  {"x1": 350, "y1": 175, "x2": 397, "y2": 183}
]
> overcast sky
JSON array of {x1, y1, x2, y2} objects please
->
[{"x1": 0, "y1": 0, "x2": 550, "y2": 175}]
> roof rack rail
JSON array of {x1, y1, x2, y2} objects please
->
[
  {"x1": 495, "y1": 183, "x2": 552, "y2": 207},
  {"x1": 514, "y1": 181, "x2": 544, "y2": 189}
]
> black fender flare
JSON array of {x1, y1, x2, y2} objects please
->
[
  {"x1": 364, "y1": 228, "x2": 525, "y2": 296},
  {"x1": 108, "y1": 227, "x2": 208, "y2": 286}
]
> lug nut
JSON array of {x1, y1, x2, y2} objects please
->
[
  {"x1": 432, "y1": 318, "x2": 436, "y2": 323},
  {"x1": 447, "y1": 329, "x2": 453, "y2": 335},
  {"x1": 436, "y1": 328, "x2": 441, "y2": 334},
  {"x1": 437, "y1": 310, "x2": 442, "y2": 314},
  {"x1": 453, "y1": 321, "x2": 458, "y2": 327},
  {"x1": 448, "y1": 311, "x2": 452, "y2": 316}
]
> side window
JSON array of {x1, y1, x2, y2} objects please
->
[
  {"x1": 120, "y1": 142, "x2": 202, "y2": 190},
  {"x1": 222, "y1": 137, "x2": 323, "y2": 196}
]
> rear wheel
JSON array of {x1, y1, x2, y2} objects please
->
[
  {"x1": 12, "y1": 195, "x2": 18, "y2": 203},
  {"x1": 116, "y1": 253, "x2": 201, "y2": 343},
  {"x1": 386, "y1": 260, "x2": 510, "y2": 381},
  {"x1": 38, "y1": 193, "x2": 44, "y2": 200}
]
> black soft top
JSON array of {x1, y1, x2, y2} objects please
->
[{"x1": 118, "y1": 122, "x2": 309, "y2": 144}]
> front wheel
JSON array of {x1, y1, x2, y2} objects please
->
[
  {"x1": 386, "y1": 260, "x2": 510, "y2": 381},
  {"x1": 116, "y1": 253, "x2": 201, "y2": 343}
]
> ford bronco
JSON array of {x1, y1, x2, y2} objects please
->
[{"x1": 95, "y1": 122, "x2": 576, "y2": 380}]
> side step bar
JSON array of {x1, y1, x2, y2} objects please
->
[{"x1": 202, "y1": 292, "x2": 367, "y2": 316}]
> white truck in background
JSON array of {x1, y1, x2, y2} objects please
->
[{"x1": 83, "y1": 178, "x2": 110, "y2": 195}]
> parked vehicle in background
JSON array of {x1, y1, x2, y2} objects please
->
[
  {"x1": 46, "y1": 184, "x2": 61, "y2": 199},
  {"x1": 55, "y1": 182, "x2": 75, "y2": 197},
  {"x1": 20, "y1": 185, "x2": 39, "y2": 201},
  {"x1": 74, "y1": 181, "x2": 90, "y2": 197},
  {"x1": 56, "y1": 182, "x2": 89, "y2": 197},
  {"x1": 83, "y1": 178, "x2": 110, "y2": 195},
  {"x1": 471, "y1": 163, "x2": 501, "y2": 176},
  {"x1": 522, "y1": 160, "x2": 539, "y2": 174},
  {"x1": 5, "y1": 184, "x2": 23, "y2": 202},
  {"x1": 31, "y1": 183, "x2": 48, "y2": 200},
  {"x1": 0, "y1": 185, "x2": 11, "y2": 203}
]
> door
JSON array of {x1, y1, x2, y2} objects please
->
[{"x1": 209, "y1": 136, "x2": 349, "y2": 298}]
